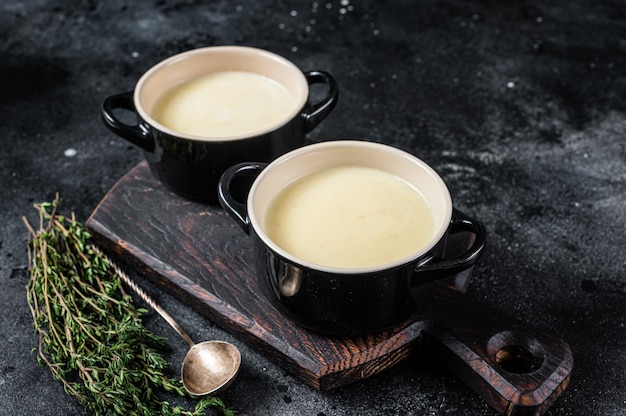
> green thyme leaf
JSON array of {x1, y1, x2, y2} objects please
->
[{"x1": 24, "y1": 196, "x2": 235, "y2": 416}]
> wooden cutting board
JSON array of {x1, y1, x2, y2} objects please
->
[{"x1": 86, "y1": 161, "x2": 573, "y2": 415}]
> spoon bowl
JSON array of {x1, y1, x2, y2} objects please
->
[{"x1": 182, "y1": 340, "x2": 242, "y2": 396}]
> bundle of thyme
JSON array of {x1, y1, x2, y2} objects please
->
[{"x1": 23, "y1": 197, "x2": 234, "y2": 416}]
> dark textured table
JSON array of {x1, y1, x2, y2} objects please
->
[{"x1": 2, "y1": 1, "x2": 625, "y2": 415}]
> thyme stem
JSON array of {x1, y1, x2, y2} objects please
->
[{"x1": 24, "y1": 196, "x2": 235, "y2": 416}]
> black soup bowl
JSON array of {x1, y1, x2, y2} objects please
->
[
  {"x1": 101, "y1": 46, "x2": 338, "y2": 202},
  {"x1": 218, "y1": 140, "x2": 486, "y2": 335}
]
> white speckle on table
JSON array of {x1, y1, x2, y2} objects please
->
[{"x1": 64, "y1": 148, "x2": 77, "y2": 158}]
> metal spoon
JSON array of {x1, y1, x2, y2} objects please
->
[{"x1": 96, "y1": 246, "x2": 241, "y2": 396}]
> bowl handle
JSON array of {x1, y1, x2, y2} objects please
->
[
  {"x1": 302, "y1": 70, "x2": 339, "y2": 133},
  {"x1": 413, "y1": 209, "x2": 487, "y2": 285},
  {"x1": 218, "y1": 162, "x2": 267, "y2": 234},
  {"x1": 101, "y1": 91, "x2": 155, "y2": 152}
]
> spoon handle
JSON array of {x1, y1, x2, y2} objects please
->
[{"x1": 91, "y1": 245, "x2": 196, "y2": 348}]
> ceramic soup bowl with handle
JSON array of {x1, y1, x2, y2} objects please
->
[{"x1": 218, "y1": 140, "x2": 486, "y2": 334}]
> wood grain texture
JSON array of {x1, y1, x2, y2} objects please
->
[
  {"x1": 86, "y1": 161, "x2": 442, "y2": 391},
  {"x1": 86, "y1": 162, "x2": 572, "y2": 415},
  {"x1": 424, "y1": 286, "x2": 573, "y2": 416}
]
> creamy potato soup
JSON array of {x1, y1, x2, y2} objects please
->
[
  {"x1": 151, "y1": 71, "x2": 297, "y2": 138},
  {"x1": 265, "y1": 166, "x2": 436, "y2": 269}
]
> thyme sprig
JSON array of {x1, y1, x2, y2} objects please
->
[{"x1": 23, "y1": 197, "x2": 234, "y2": 416}]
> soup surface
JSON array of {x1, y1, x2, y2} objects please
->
[
  {"x1": 265, "y1": 166, "x2": 435, "y2": 269},
  {"x1": 151, "y1": 71, "x2": 298, "y2": 138}
]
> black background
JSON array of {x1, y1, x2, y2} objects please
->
[{"x1": 2, "y1": 1, "x2": 625, "y2": 415}]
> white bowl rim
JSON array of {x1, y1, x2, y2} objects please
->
[{"x1": 247, "y1": 140, "x2": 454, "y2": 274}]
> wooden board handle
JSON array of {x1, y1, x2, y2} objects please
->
[{"x1": 423, "y1": 286, "x2": 573, "y2": 416}]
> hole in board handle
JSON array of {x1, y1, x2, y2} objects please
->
[
  {"x1": 487, "y1": 331, "x2": 546, "y2": 374},
  {"x1": 495, "y1": 345, "x2": 536, "y2": 373}
]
